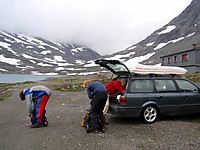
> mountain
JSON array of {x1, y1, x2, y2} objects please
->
[
  {"x1": 104, "y1": 0, "x2": 200, "y2": 67},
  {"x1": 1, "y1": 0, "x2": 199, "y2": 75},
  {"x1": 0, "y1": 31, "x2": 101, "y2": 74}
]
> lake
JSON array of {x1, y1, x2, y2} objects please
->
[{"x1": 0, "y1": 74, "x2": 58, "y2": 83}]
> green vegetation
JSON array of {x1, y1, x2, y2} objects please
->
[
  {"x1": 53, "y1": 82, "x2": 85, "y2": 92},
  {"x1": 51, "y1": 74, "x2": 110, "y2": 92},
  {"x1": 47, "y1": 78, "x2": 65, "y2": 83},
  {"x1": 20, "y1": 81, "x2": 35, "y2": 84},
  {"x1": 181, "y1": 72, "x2": 200, "y2": 83},
  {"x1": 0, "y1": 83, "x2": 12, "y2": 101},
  {"x1": 0, "y1": 81, "x2": 35, "y2": 101},
  {"x1": 49, "y1": 77, "x2": 85, "y2": 92}
]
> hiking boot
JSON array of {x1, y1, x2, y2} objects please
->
[
  {"x1": 105, "y1": 121, "x2": 109, "y2": 126},
  {"x1": 30, "y1": 122, "x2": 43, "y2": 128},
  {"x1": 87, "y1": 128, "x2": 98, "y2": 133},
  {"x1": 98, "y1": 125, "x2": 106, "y2": 133},
  {"x1": 86, "y1": 125, "x2": 90, "y2": 134}
]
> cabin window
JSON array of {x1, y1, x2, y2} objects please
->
[
  {"x1": 161, "y1": 58, "x2": 164, "y2": 65},
  {"x1": 182, "y1": 54, "x2": 188, "y2": 62},
  {"x1": 174, "y1": 56, "x2": 177, "y2": 63},
  {"x1": 167, "y1": 57, "x2": 170, "y2": 64}
]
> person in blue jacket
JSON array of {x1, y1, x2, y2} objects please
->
[
  {"x1": 83, "y1": 80, "x2": 108, "y2": 133},
  {"x1": 19, "y1": 85, "x2": 51, "y2": 128}
]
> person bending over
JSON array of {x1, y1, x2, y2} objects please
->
[
  {"x1": 19, "y1": 85, "x2": 51, "y2": 128},
  {"x1": 83, "y1": 80, "x2": 108, "y2": 133},
  {"x1": 103, "y1": 79, "x2": 127, "y2": 114}
]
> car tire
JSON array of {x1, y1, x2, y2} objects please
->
[{"x1": 140, "y1": 106, "x2": 158, "y2": 124}]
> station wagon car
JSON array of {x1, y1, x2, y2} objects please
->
[{"x1": 95, "y1": 59, "x2": 200, "y2": 124}]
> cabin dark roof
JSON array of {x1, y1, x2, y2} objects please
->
[{"x1": 160, "y1": 47, "x2": 200, "y2": 58}]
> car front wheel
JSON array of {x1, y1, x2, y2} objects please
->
[{"x1": 141, "y1": 106, "x2": 158, "y2": 124}]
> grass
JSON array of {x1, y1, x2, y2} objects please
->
[
  {"x1": 47, "y1": 78, "x2": 65, "y2": 83},
  {"x1": 51, "y1": 75, "x2": 110, "y2": 92},
  {"x1": 49, "y1": 77, "x2": 86, "y2": 92},
  {"x1": 181, "y1": 72, "x2": 200, "y2": 83},
  {"x1": 53, "y1": 82, "x2": 85, "y2": 92},
  {"x1": 0, "y1": 81, "x2": 35, "y2": 101},
  {"x1": 0, "y1": 83, "x2": 12, "y2": 101},
  {"x1": 52, "y1": 80, "x2": 106, "y2": 92}
]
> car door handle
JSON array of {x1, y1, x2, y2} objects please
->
[{"x1": 183, "y1": 95, "x2": 188, "y2": 99}]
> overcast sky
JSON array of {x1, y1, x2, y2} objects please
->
[{"x1": 0, "y1": 0, "x2": 193, "y2": 55}]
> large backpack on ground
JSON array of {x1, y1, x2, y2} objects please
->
[{"x1": 80, "y1": 112, "x2": 91, "y2": 128}]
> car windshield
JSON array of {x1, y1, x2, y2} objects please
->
[{"x1": 175, "y1": 79, "x2": 199, "y2": 92}]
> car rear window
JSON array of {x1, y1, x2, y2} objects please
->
[
  {"x1": 155, "y1": 79, "x2": 177, "y2": 93},
  {"x1": 107, "y1": 63, "x2": 129, "y2": 72},
  {"x1": 129, "y1": 79, "x2": 154, "y2": 93}
]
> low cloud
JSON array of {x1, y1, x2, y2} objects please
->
[{"x1": 0, "y1": 0, "x2": 192, "y2": 55}]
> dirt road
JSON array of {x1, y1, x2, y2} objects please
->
[{"x1": 1, "y1": 81, "x2": 200, "y2": 150}]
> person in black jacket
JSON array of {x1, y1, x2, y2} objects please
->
[{"x1": 83, "y1": 80, "x2": 108, "y2": 133}]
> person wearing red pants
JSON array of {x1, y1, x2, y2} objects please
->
[{"x1": 19, "y1": 85, "x2": 51, "y2": 128}]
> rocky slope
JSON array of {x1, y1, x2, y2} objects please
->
[
  {"x1": 0, "y1": 31, "x2": 101, "y2": 74},
  {"x1": 106, "y1": 0, "x2": 200, "y2": 66}
]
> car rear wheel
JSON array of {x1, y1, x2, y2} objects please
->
[{"x1": 141, "y1": 106, "x2": 158, "y2": 124}]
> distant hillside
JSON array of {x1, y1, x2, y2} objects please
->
[
  {"x1": 0, "y1": 31, "x2": 101, "y2": 74},
  {"x1": 104, "y1": 0, "x2": 199, "y2": 66}
]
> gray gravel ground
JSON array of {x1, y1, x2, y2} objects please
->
[{"x1": 1, "y1": 82, "x2": 200, "y2": 150}]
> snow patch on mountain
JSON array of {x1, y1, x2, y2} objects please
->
[
  {"x1": 186, "y1": 32, "x2": 195, "y2": 37},
  {"x1": 22, "y1": 54, "x2": 38, "y2": 60},
  {"x1": 171, "y1": 37, "x2": 184, "y2": 43},
  {"x1": 154, "y1": 43, "x2": 169, "y2": 50},
  {"x1": 157, "y1": 25, "x2": 176, "y2": 35},
  {"x1": 126, "y1": 45, "x2": 137, "y2": 50},
  {"x1": 41, "y1": 50, "x2": 51, "y2": 55},
  {"x1": 83, "y1": 60, "x2": 98, "y2": 67},
  {"x1": 0, "y1": 55, "x2": 21, "y2": 65},
  {"x1": 124, "y1": 53, "x2": 155, "y2": 68},
  {"x1": 146, "y1": 42, "x2": 154, "y2": 46},
  {"x1": 105, "y1": 52, "x2": 136, "y2": 61},
  {"x1": 0, "y1": 68, "x2": 7, "y2": 72},
  {"x1": 54, "y1": 56, "x2": 66, "y2": 62},
  {"x1": 37, "y1": 62, "x2": 53, "y2": 67}
]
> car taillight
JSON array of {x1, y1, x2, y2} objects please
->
[{"x1": 119, "y1": 96, "x2": 127, "y2": 105}]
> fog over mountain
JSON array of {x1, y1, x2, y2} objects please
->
[{"x1": 0, "y1": 0, "x2": 192, "y2": 55}]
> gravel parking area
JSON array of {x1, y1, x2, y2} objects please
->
[{"x1": 1, "y1": 82, "x2": 200, "y2": 150}]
